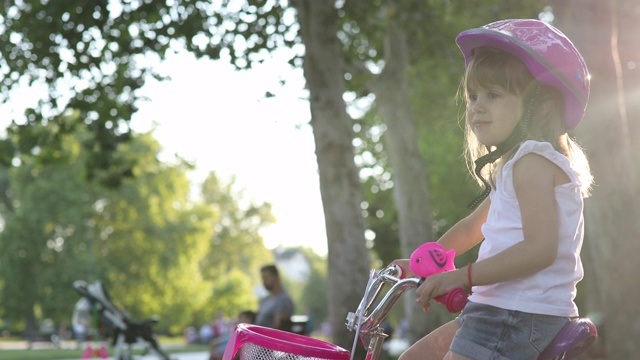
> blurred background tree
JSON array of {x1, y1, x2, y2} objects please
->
[{"x1": 0, "y1": 120, "x2": 276, "y2": 335}]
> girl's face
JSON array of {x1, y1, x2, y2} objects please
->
[{"x1": 466, "y1": 84, "x2": 523, "y2": 147}]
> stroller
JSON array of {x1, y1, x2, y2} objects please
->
[{"x1": 73, "y1": 280, "x2": 173, "y2": 360}]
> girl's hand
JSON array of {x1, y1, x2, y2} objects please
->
[{"x1": 415, "y1": 270, "x2": 466, "y2": 312}]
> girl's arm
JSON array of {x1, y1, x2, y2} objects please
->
[
  {"x1": 394, "y1": 194, "x2": 489, "y2": 277},
  {"x1": 437, "y1": 197, "x2": 489, "y2": 255},
  {"x1": 415, "y1": 153, "x2": 566, "y2": 307}
]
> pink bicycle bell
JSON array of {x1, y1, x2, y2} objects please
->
[{"x1": 409, "y1": 242, "x2": 468, "y2": 313}]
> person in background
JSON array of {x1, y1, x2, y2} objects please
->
[
  {"x1": 212, "y1": 311, "x2": 229, "y2": 338},
  {"x1": 198, "y1": 320, "x2": 214, "y2": 344},
  {"x1": 209, "y1": 310, "x2": 256, "y2": 360},
  {"x1": 254, "y1": 264, "x2": 295, "y2": 332},
  {"x1": 184, "y1": 325, "x2": 198, "y2": 344},
  {"x1": 71, "y1": 297, "x2": 92, "y2": 347}
]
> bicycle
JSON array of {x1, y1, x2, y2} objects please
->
[{"x1": 222, "y1": 264, "x2": 598, "y2": 360}]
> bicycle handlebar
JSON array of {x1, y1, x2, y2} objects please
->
[{"x1": 345, "y1": 264, "x2": 421, "y2": 360}]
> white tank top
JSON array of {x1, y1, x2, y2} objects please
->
[{"x1": 468, "y1": 140, "x2": 584, "y2": 317}]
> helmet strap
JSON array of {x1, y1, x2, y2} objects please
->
[{"x1": 467, "y1": 84, "x2": 543, "y2": 209}]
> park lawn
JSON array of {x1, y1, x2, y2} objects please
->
[{"x1": 0, "y1": 343, "x2": 210, "y2": 360}]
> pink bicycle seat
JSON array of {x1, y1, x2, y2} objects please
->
[{"x1": 538, "y1": 318, "x2": 597, "y2": 360}]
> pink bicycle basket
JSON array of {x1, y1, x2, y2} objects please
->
[{"x1": 223, "y1": 323, "x2": 350, "y2": 360}]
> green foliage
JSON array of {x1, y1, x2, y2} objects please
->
[
  {"x1": 211, "y1": 0, "x2": 299, "y2": 68},
  {"x1": 199, "y1": 172, "x2": 275, "y2": 282},
  {"x1": 353, "y1": 110, "x2": 401, "y2": 266},
  {"x1": 0, "y1": 125, "x2": 276, "y2": 335},
  {"x1": 0, "y1": 125, "x2": 100, "y2": 333},
  {"x1": 72, "y1": 133, "x2": 215, "y2": 334},
  {"x1": 191, "y1": 268, "x2": 258, "y2": 327},
  {"x1": 0, "y1": 0, "x2": 297, "y2": 186}
]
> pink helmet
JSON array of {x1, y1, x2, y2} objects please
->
[{"x1": 456, "y1": 19, "x2": 589, "y2": 130}]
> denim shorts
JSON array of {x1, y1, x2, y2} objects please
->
[{"x1": 451, "y1": 301, "x2": 569, "y2": 360}]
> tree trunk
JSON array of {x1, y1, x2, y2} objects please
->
[
  {"x1": 618, "y1": 1, "x2": 640, "y2": 162},
  {"x1": 372, "y1": 25, "x2": 447, "y2": 345},
  {"x1": 553, "y1": 1, "x2": 640, "y2": 357},
  {"x1": 292, "y1": 0, "x2": 371, "y2": 351}
]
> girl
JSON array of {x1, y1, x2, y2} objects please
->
[{"x1": 397, "y1": 19, "x2": 593, "y2": 360}]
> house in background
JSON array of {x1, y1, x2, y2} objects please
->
[{"x1": 274, "y1": 247, "x2": 311, "y2": 283}]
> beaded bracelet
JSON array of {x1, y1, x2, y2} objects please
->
[{"x1": 467, "y1": 263, "x2": 474, "y2": 295}]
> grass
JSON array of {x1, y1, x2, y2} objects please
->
[{"x1": 0, "y1": 339, "x2": 210, "y2": 360}]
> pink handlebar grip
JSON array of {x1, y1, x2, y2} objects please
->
[{"x1": 434, "y1": 287, "x2": 467, "y2": 313}]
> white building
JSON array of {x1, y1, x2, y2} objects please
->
[{"x1": 274, "y1": 247, "x2": 311, "y2": 283}]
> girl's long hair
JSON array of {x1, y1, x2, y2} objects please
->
[{"x1": 460, "y1": 47, "x2": 593, "y2": 197}]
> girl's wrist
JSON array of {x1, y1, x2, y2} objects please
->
[
  {"x1": 453, "y1": 266, "x2": 469, "y2": 292},
  {"x1": 466, "y1": 263, "x2": 474, "y2": 294}
]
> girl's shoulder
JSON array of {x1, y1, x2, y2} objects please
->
[
  {"x1": 505, "y1": 140, "x2": 579, "y2": 184},
  {"x1": 511, "y1": 140, "x2": 560, "y2": 161}
]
